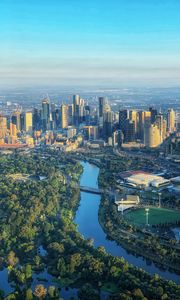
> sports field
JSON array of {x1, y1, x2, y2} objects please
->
[{"x1": 125, "y1": 207, "x2": 180, "y2": 226}]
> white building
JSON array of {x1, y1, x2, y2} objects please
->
[
  {"x1": 124, "y1": 173, "x2": 171, "y2": 190},
  {"x1": 115, "y1": 195, "x2": 140, "y2": 212}
]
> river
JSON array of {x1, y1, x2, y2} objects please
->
[
  {"x1": 0, "y1": 161, "x2": 179, "y2": 297},
  {"x1": 75, "y1": 161, "x2": 180, "y2": 284}
]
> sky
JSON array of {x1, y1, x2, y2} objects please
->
[{"x1": 0, "y1": 0, "x2": 180, "y2": 87}]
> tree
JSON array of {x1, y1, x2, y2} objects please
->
[
  {"x1": 48, "y1": 286, "x2": 56, "y2": 298},
  {"x1": 25, "y1": 264, "x2": 32, "y2": 280},
  {"x1": 78, "y1": 284, "x2": 100, "y2": 300},
  {"x1": 133, "y1": 288, "x2": 144, "y2": 299},
  {"x1": 7, "y1": 251, "x2": 19, "y2": 267},
  {"x1": 25, "y1": 288, "x2": 33, "y2": 300},
  {"x1": 34, "y1": 285, "x2": 47, "y2": 300}
]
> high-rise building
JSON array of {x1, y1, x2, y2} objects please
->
[
  {"x1": 0, "y1": 116, "x2": 7, "y2": 140},
  {"x1": 73, "y1": 95, "x2": 80, "y2": 126},
  {"x1": 33, "y1": 108, "x2": 41, "y2": 131},
  {"x1": 149, "y1": 107, "x2": 158, "y2": 124},
  {"x1": 124, "y1": 120, "x2": 136, "y2": 142},
  {"x1": 162, "y1": 119, "x2": 167, "y2": 140},
  {"x1": 11, "y1": 111, "x2": 21, "y2": 131},
  {"x1": 42, "y1": 99, "x2": 50, "y2": 131},
  {"x1": 60, "y1": 104, "x2": 68, "y2": 129},
  {"x1": 112, "y1": 130, "x2": 124, "y2": 147},
  {"x1": 99, "y1": 97, "x2": 106, "y2": 118},
  {"x1": 144, "y1": 124, "x2": 161, "y2": 148},
  {"x1": 20, "y1": 113, "x2": 25, "y2": 131},
  {"x1": 155, "y1": 113, "x2": 164, "y2": 142},
  {"x1": 25, "y1": 112, "x2": 33, "y2": 133},
  {"x1": 138, "y1": 111, "x2": 151, "y2": 141},
  {"x1": 129, "y1": 110, "x2": 138, "y2": 134},
  {"x1": 103, "y1": 111, "x2": 113, "y2": 142},
  {"x1": 83, "y1": 126, "x2": 99, "y2": 140},
  {"x1": 119, "y1": 110, "x2": 129, "y2": 133},
  {"x1": 10, "y1": 123, "x2": 17, "y2": 137},
  {"x1": 68, "y1": 104, "x2": 74, "y2": 126},
  {"x1": 167, "y1": 108, "x2": 175, "y2": 133}
]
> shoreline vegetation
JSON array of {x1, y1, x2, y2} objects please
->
[
  {"x1": 0, "y1": 148, "x2": 179, "y2": 300},
  {"x1": 74, "y1": 149, "x2": 180, "y2": 274},
  {"x1": 98, "y1": 196, "x2": 180, "y2": 274}
]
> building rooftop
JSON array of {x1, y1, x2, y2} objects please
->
[{"x1": 126, "y1": 173, "x2": 170, "y2": 188}]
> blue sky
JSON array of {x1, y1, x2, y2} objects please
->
[{"x1": 0, "y1": 0, "x2": 180, "y2": 87}]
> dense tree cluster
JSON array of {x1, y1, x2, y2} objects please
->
[{"x1": 0, "y1": 149, "x2": 179, "y2": 300}]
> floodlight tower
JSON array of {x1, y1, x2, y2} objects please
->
[
  {"x1": 145, "y1": 208, "x2": 149, "y2": 226},
  {"x1": 158, "y1": 192, "x2": 162, "y2": 208},
  {"x1": 121, "y1": 198, "x2": 124, "y2": 216}
]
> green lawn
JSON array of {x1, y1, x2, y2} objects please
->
[{"x1": 125, "y1": 207, "x2": 180, "y2": 226}]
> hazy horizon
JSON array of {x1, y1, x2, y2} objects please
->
[{"x1": 0, "y1": 0, "x2": 180, "y2": 87}]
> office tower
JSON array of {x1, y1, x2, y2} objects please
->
[
  {"x1": 112, "y1": 130, "x2": 123, "y2": 147},
  {"x1": 10, "y1": 123, "x2": 17, "y2": 137},
  {"x1": 84, "y1": 105, "x2": 91, "y2": 125},
  {"x1": 68, "y1": 104, "x2": 74, "y2": 126},
  {"x1": 33, "y1": 108, "x2": 41, "y2": 131},
  {"x1": 42, "y1": 99, "x2": 50, "y2": 131},
  {"x1": 167, "y1": 108, "x2": 175, "y2": 133},
  {"x1": 138, "y1": 111, "x2": 151, "y2": 141},
  {"x1": 60, "y1": 104, "x2": 68, "y2": 129},
  {"x1": 144, "y1": 124, "x2": 161, "y2": 148},
  {"x1": 20, "y1": 113, "x2": 25, "y2": 131},
  {"x1": 99, "y1": 97, "x2": 106, "y2": 118},
  {"x1": 176, "y1": 112, "x2": 180, "y2": 131},
  {"x1": 103, "y1": 111, "x2": 113, "y2": 142},
  {"x1": 25, "y1": 112, "x2": 33, "y2": 133},
  {"x1": 73, "y1": 95, "x2": 80, "y2": 126},
  {"x1": 119, "y1": 110, "x2": 129, "y2": 133},
  {"x1": 53, "y1": 109, "x2": 60, "y2": 129},
  {"x1": 83, "y1": 126, "x2": 99, "y2": 140},
  {"x1": 79, "y1": 101, "x2": 85, "y2": 123},
  {"x1": 155, "y1": 113, "x2": 164, "y2": 142},
  {"x1": 149, "y1": 107, "x2": 158, "y2": 124},
  {"x1": 0, "y1": 115, "x2": 7, "y2": 139},
  {"x1": 124, "y1": 120, "x2": 136, "y2": 142},
  {"x1": 129, "y1": 110, "x2": 138, "y2": 134},
  {"x1": 162, "y1": 119, "x2": 167, "y2": 140},
  {"x1": 11, "y1": 111, "x2": 21, "y2": 131},
  {"x1": 51, "y1": 103, "x2": 57, "y2": 128}
]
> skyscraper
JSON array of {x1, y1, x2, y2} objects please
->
[
  {"x1": 42, "y1": 99, "x2": 50, "y2": 131},
  {"x1": 61, "y1": 104, "x2": 68, "y2": 129},
  {"x1": 155, "y1": 113, "x2": 164, "y2": 142},
  {"x1": 149, "y1": 107, "x2": 158, "y2": 124},
  {"x1": 25, "y1": 112, "x2": 33, "y2": 133},
  {"x1": 99, "y1": 97, "x2": 106, "y2": 118},
  {"x1": 73, "y1": 95, "x2": 80, "y2": 126},
  {"x1": 138, "y1": 111, "x2": 151, "y2": 141},
  {"x1": 167, "y1": 108, "x2": 175, "y2": 133},
  {"x1": 119, "y1": 110, "x2": 129, "y2": 133},
  {"x1": 0, "y1": 115, "x2": 7, "y2": 140},
  {"x1": 11, "y1": 111, "x2": 21, "y2": 131},
  {"x1": 144, "y1": 124, "x2": 161, "y2": 148},
  {"x1": 103, "y1": 111, "x2": 113, "y2": 142}
]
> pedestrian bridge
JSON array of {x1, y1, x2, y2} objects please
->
[{"x1": 80, "y1": 186, "x2": 102, "y2": 194}]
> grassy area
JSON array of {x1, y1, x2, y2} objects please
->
[{"x1": 125, "y1": 207, "x2": 180, "y2": 226}]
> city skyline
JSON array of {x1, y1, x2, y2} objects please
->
[{"x1": 0, "y1": 0, "x2": 180, "y2": 87}]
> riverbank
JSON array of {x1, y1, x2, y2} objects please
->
[
  {"x1": 0, "y1": 151, "x2": 179, "y2": 299},
  {"x1": 98, "y1": 196, "x2": 180, "y2": 275}
]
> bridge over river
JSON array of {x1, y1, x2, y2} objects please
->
[
  {"x1": 80, "y1": 185, "x2": 115, "y2": 199},
  {"x1": 80, "y1": 185, "x2": 102, "y2": 194}
]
